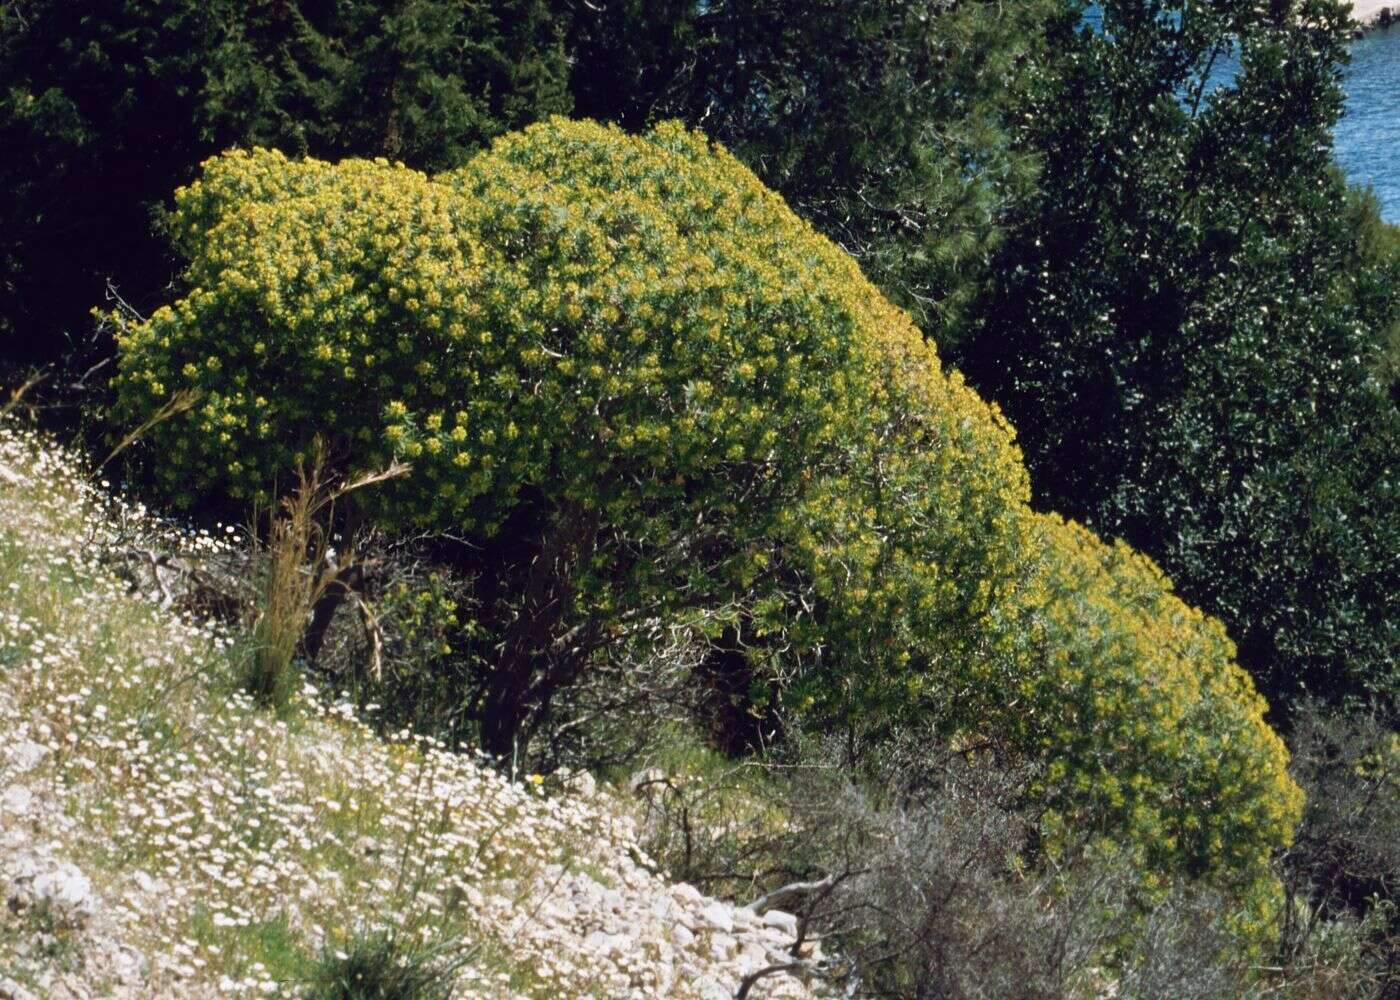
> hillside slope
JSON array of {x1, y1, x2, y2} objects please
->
[{"x1": 0, "y1": 421, "x2": 827, "y2": 999}]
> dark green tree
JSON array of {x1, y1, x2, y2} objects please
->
[
  {"x1": 563, "y1": 0, "x2": 1055, "y2": 345},
  {"x1": 1, "y1": 0, "x2": 212, "y2": 372},
  {"x1": 965, "y1": 0, "x2": 1399, "y2": 712},
  {"x1": 0, "y1": 0, "x2": 570, "y2": 375},
  {"x1": 200, "y1": 0, "x2": 571, "y2": 170}
]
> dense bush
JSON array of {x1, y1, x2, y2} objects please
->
[
  {"x1": 782, "y1": 740, "x2": 1256, "y2": 1000},
  {"x1": 1002, "y1": 515, "x2": 1300, "y2": 912},
  {"x1": 1, "y1": 0, "x2": 1057, "y2": 381},
  {"x1": 114, "y1": 118, "x2": 1029, "y2": 762},
  {"x1": 793, "y1": 508, "x2": 1301, "y2": 917},
  {"x1": 1344, "y1": 188, "x2": 1400, "y2": 392},
  {"x1": 114, "y1": 118, "x2": 1297, "y2": 899}
]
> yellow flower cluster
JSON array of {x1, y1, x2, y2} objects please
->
[
  {"x1": 113, "y1": 118, "x2": 1299, "y2": 916},
  {"x1": 1003, "y1": 514, "x2": 1299, "y2": 932}
]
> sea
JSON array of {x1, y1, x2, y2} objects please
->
[{"x1": 1339, "y1": 27, "x2": 1400, "y2": 221}]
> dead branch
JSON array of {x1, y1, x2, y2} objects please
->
[
  {"x1": 735, "y1": 958, "x2": 831, "y2": 999},
  {"x1": 1, "y1": 370, "x2": 47, "y2": 419},
  {"x1": 100, "y1": 388, "x2": 202, "y2": 468},
  {"x1": 353, "y1": 590, "x2": 385, "y2": 681},
  {"x1": 747, "y1": 874, "x2": 841, "y2": 916}
]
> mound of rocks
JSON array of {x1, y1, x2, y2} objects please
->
[
  {"x1": 0, "y1": 723, "x2": 154, "y2": 1000},
  {"x1": 493, "y1": 862, "x2": 823, "y2": 999}
]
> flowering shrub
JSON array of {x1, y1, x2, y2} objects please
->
[
  {"x1": 790, "y1": 510, "x2": 1301, "y2": 927},
  {"x1": 112, "y1": 118, "x2": 1028, "y2": 759},
  {"x1": 112, "y1": 118, "x2": 1299, "y2": 907},
  {"x1": 996, "y1": 515, "x2": 1301, "y2": 932}
]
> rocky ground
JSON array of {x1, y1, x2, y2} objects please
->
[{"x1": 0, "y1": 422, "x2": 834, "y2": 999}]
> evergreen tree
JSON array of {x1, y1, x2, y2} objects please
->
[
  {"x1": 1, "y1": 0, "x2": 213, "y2": 370},
  {"x1": 0, "y1": 0, "x2": 570, "y2": 374},
  {"x1": 202, "y1": 0, "x2": 571, "y2": 170},
  {"x1": 965, "y1": 0, "x2": 1399, "y2": 713}
]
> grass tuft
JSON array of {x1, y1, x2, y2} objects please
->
[{"x1": 304, "y1": 930, "x2": 457, "y2": 1000}]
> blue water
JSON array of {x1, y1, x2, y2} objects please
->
[
  {"x1": 1082, "y1": 7, "x2": 1400, "y2": 221},
  {"x1": 1339, "y1": 28, "x2": 1400, "y2": 221}
]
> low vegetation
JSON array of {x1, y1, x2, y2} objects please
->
[{"x1": 0, "y1": 423, "x2": 825, "y2": 998}]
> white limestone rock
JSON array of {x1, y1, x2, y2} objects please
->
[
  {"x1": 762, "y1": 908, "x2": 799, "y2": 936},
  {"x1": 1, "y1": 785, "x2": 34, "y2": 817},
  {"x1": 4, "y1": 741, "x2": 47, "y2": 776},
  {"x1": 0, "y1": 977, "x2": 38, "y2": 1000},
  {"x1": 33, "y1": 863, "x2": 96, "y2": 930},
  {"x1": 699, "y1": 901, "x2": 735, "y2": 934}
]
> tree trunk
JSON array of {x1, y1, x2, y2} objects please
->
[
  {"x1": 300, "y1": 561, "x2": 364, "y2": 663},
  {"x1": 695, "y1": 626, "x2": 784, "y2": 758},
  {"x1": 477, "y1": 500, "x2": 599, "y2": 763},
  {"x1": 380, "y1": 68, "x2": 402, "y2": 159}
]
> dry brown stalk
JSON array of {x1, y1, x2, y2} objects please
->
[{"x1": 243, "y1": 440, "x2": 408, "y2": 709}]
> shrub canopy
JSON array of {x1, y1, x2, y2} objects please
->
[
  {"x1": 1009, "y1": 516, "x2": 1299, "y2": 914},
  {"x1": 117, "y1": 119, "x2": 1027, "y2": 758},
  {"x1": 115, "y1": 118, "x2": 1298, "y2": 904}
]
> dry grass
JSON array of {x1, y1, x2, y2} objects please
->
[{"x1": 242, "y1": 443, "x2": 407, "y2": 712}]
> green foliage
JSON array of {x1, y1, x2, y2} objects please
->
[
  {"x1": 1344, "y1": 187, "x2": 1400, "y2": 389},
  {"x1": 795, "y1": 507, "x2": 1303, "y2": 916},
  {"x1": 965, "y1": 0, "x2": 1400, "y2": 714},
  {"x1": 1004, "y1": 515, "x2": 1300, "y2": 914},
  {"x1": 114, "y1": 118, "x2": 1029, "y2": 761},
  {"x1": 304, "y1": 930, "x2": 455, "y2": 1000},
  {"x1": 114, "y1": 118, "x2": 1299, "y2": 899},
  {"x1": 0, "y1": 0, "x2": 570, "y2": 373},
  {"x1": 1, "y1": 0, "x2": 213, "y2": 370},
  {"x1": 563, "y1": 0, "x2": 1056, "y2": 345},
  {"x1": 2, "y1": 0, "x2": 1053, "y2": 374},
  {"x1": 187, "y1": 911, "x2": 317, "y2": 993},
  {"x1": 200, "y1": 0, "x2": 572, "y2": 172}
]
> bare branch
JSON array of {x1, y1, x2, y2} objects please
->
[{"x1": 747, "y1": 874, "x2": 841, "y2": 916}]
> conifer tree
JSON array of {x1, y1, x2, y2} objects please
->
[{"x1": 0, "y1": 0, "x2": 570, "y2": 373}]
